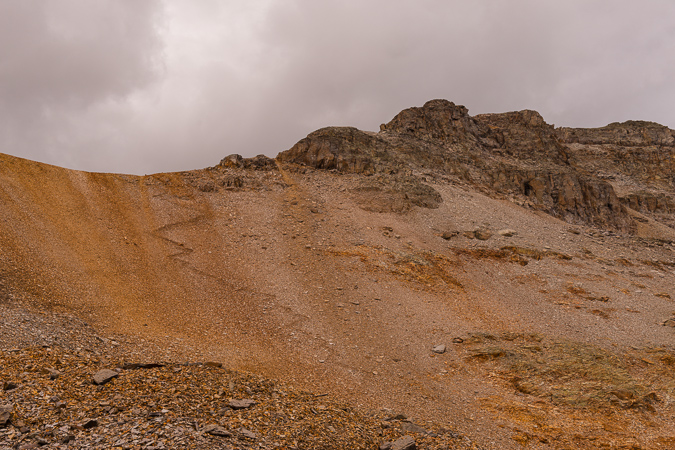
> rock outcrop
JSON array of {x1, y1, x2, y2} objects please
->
[{"x1": 280, "y1": 99, "x2": 675, "y2": 234}]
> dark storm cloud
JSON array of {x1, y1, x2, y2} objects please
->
[{"x1": 2, "y1": 1, "x2": 674, "y2": 174}]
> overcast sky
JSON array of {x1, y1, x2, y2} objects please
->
[{"x1": 1, "y1": 1, "x2": 674, "y2": 174}]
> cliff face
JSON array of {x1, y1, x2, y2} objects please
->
[
  {"x1": 556, "y1": 122, "x2": 675, "y2": 227},
  {"x1": 279, "y1": 99, "x2": 675, "y2": 234}
]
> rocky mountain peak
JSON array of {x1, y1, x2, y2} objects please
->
[
  {"x1": 380, "y1": 99, "x2": 487, "y2": 144},
  {"x1": 279, "y1": 99, "x2": 675, "y2": 235}
]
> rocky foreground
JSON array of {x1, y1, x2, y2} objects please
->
[{"x1": 0, "y1": 302, "x2": 478, "y2": 450}]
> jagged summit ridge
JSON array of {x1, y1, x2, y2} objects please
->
[{"x1": 277, "y1": 99, "x2": 675, "y2": 233}]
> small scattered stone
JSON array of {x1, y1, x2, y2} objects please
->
[
  {"x1": 497, "y1": 229, "x2": 516, "y2": 237},
  {"x1": 59, "y1": 435, "x2": 75, "y2": 444},
  {"x1": 203, "y1": 424, "x2": 232, "y2": 437},
  {"x1": 238, "y1": 427, "x2": 257, "y2": 440},
  {"x1": 452, "y1": 337, "x2": 464, "y2": 344},
  {"x1": 441, "y1": 231, "x2": 459, "y2": 240},
  {"x1": 92, "y1": 369, "x2": 119, "y2": 385},
  {"x1": 402, "y1": 422, "x2": 436, "y2": 436},
  {"x1": 391, "y1": 435, "x2": 417, "y2": 450},
  {"x1": 432, "y1": 344, "x2": 446, "y2": 354},
  {"x1": 228, "y1": 399, "x2": 256, "y2": 410},
  {"x1": 474, "y1": 229, "x2": 492, "y2": 240},
  {"x1": 18, "y1": 443, "x2": 38, "y2": 450},
  {"x1": 42, "y1": 367, "x2": 60, "y2": 380},
  {"x1": 82, "y1": 419, "x2": 99, "y2": 429},
  {"x1": 385, "y1": 413, "x2": 407, "y2": 421},
  {"x1": 0, "y1": 405, "x2": 11, "y2": 427},
  {"x1": 205, "y1": 361, "x2": 223, "y2": 368},
  {"x1": 662, "y1": 318, "x2": 675, "y2": 327},
  {"x1": 3, "y1": 381, "x2": 18, "y2": 391},
  {"x1": 121, "y1": 363, "x2": 164, "y2": 370}
]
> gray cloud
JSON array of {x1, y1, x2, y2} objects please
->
[
  {"x1": 0, "y1": 0, "x2": 163, "y2": 170},
  {"x1": 2, "y1": 1, "x2": 674, "y2": 174}
]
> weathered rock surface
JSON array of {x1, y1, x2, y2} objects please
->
[
  {"x1": 219, "y1": 154, "x2": 277, "y2": 171},
  {"x1": 0, "y1": 346, "x2": 467, "y2": 450},
  {"x1": 203, "y1": 424, "x2": 232, "y2": 437},
  {"x1": 0, "y1": 405, "x2": 11, "y2": 428},
  {"x1": 383, "y1": 435, "x2": 417, "y2": 450},
  {"x1": 92, "y1": 369, "x2": 119, "y2": 385},
  {"x1": 280, "y1": 99, "x2": 675, "y2": 234},
  {"x1": 228, "y1": 399, "x2": 256, "y2": 410},
  {"x1": 432, "y1": 344, "x2": 446, "y2": 354}
]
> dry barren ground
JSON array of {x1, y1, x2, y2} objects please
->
[{"x1": 1, "y1": 153, "x2": 675, "y2": 449}]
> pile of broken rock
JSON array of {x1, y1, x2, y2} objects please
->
[{"x1": 0, "y1": 345, "x2": 476, "y2": 450}]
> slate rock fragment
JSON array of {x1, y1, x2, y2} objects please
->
[
  {"x1": 432, "y1": 344, "x2": 446, "y2": 354},
  {"x1": 228, "y1": 399, "x2": 256, "y2": 410},
  {"x1": 121, "y1": 363, "x2": 164, "y2": 370},
  {"x1": 60, "y1": 435, "x2": 75, "y2": 444},
  {"x1": 203, "y1": 424, "x2": 232, "y2": 437},
  {"x1": 238, "y1": 427, "x2": 257, "y2": 439},
  {"x1": 82, "y1": 419, "x2": 99, "y2": 429},
  {"x1": 441, "y1": 231, "x2": 459, "y2": 240},
  {"x1": 402, "y1": 422, "x2": 437, "y2": 436},
  {"x1": 42, "y1": 367, "x2": 60, "y2": 380},
  {"x1": 392, "y1": 436, "x2": 417, "y2": 450},
  {"x1": 474, "y1": 229, "x2": 492, "y2": 240},
  {"x1": 384, "y1": 413, "x2": 407, "y2": 421},
  {"x1": 92, "y1": 369, "x2": 119, "y2": 385},
  {"x1": 0, "y1": 404, "x2": 12, "y2": 427},
  {"x1": 381, "y1": 435, "x2": 417, "y2": 450},
  {"x1": 3, "y1": 381, "x2": 18, "y2": 391}
]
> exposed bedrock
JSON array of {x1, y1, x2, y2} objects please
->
[{"x1": 278, "y1": 99, "x2": 672, "y2": 233}]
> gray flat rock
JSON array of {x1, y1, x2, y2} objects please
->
[
  {"x1": 391, "y1": 435, "x2": 417, "y2": 450},
  {"x1": 228, "y1": 399, "x2": 256, "y2": 410},
  {"x1": 92, "y1": 369, "x2": 119, "y2": 385},
  {"x1": 0, "y1": 411, "x2": 10, "y2": 428},
  {"x1": 238, "y1": 427, "x2": 257, "y2": 439},
  {"x1": 432, "y1": 344, "x2": 446, "y2": 354},
  {"x1": 203, "y1": 424, "x2": 232, "y2": 437}
]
